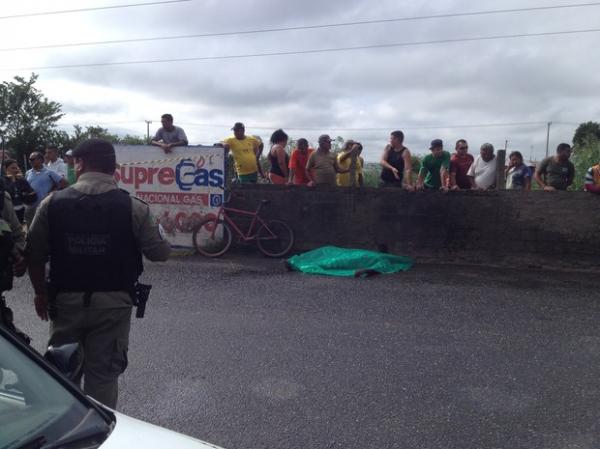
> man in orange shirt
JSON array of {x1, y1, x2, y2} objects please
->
[{"x1": 288, "y1": 138, "x2": 314, "y2": 185}]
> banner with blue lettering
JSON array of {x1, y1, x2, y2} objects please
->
[{"x1": 114, "y1": 145, "x2": 225, "y2": 249}]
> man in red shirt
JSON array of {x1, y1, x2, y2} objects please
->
[
  {"x1": 288, "y1": 138, "x2": 314, "y2": 185},
  {"x1": 450, "y1": 139, "x2": 474, "y2": 190}
]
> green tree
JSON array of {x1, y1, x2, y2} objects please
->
[
  {"x1": 120, "y1": 134, "x2": 146, "y2": 145},
  {"x1": 331, "y1": 136, "x2": 345, "y2": 153},
  {"x1": 65, "y1": 125, "x2": 145, "y2": 149},
  {"x1": 571, "y1": 136, "x2": 600, "y2": 190},
  {"x1": 0, "y1": 73, "x2": 63, "y2": 164},
  {"x1": 573, "y1": 121, "x2": 600, "y2": 149},
  {"x1": 285, "y1": 138, "x2": 297, "y2": 154},
  {"x1": 411, "y1": 155, "x2": 421, "y2": 174}
]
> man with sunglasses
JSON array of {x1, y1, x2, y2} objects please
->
[{"x1": 450, "y1": 139, "x2": 474, "y2": 190}]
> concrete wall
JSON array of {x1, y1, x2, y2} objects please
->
[{"x1": 229, "y1": 185, "x2": 600, "y2": 269}]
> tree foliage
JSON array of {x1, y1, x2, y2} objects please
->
[
  {"x1": 573, "y1": 121, "x2": 600, "y2": 149},
  {"x1": 570, "y1": 121, "x2": 600, "y2": 190},
  {"x1": 64, "y1": 125, "x2": 146, "y2": 149},
  {"x1": 571, "y1": 136, "x2": 600, "y2": 191},
  {"x1": 0, "y1": 73, "x2": 63, "y2": 164},
  {"x1": 0, "y1": 75, "x2": 146, "y2": 169}
]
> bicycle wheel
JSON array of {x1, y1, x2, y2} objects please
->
[
  {"x1": 256, "y1": 219, "x2": 294, "y2": 257},
  {"x1": 192, "y1": 217, "x2": 232, "y2": 257}
]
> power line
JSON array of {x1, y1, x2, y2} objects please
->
[
  {"x1": 2, "y1": 2, "x2": 599, "y2": 52},
  {"x1": 8, "y1": 27, "x2": 600, "y2": 71},
  {"x1": 190, "y1": 121, "x2": 576, "y2": 131},
  {"x1": 0, "y1": 0, "x2": 192, "y2": 21},
  {"x1": 58, "y1": 120, "x2": 552, "y2": 132}
]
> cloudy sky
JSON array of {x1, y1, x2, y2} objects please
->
[{"x1": 0, "y1": 0, "x2": 599, "y2": 161}]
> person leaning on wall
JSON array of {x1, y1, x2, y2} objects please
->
[{"x1": 534, "y1": 143, "x2": 575, "y2": 191}]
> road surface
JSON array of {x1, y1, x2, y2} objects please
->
[{"x1": 8, "y1": 254, "x2": 600, "y2": 449}]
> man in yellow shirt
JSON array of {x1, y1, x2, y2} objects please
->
[
  {"x1": 336, "y1": 141, "x2": 364, "y2": 187},
  {"x1": 222, "y1": 122, "x2": 265, "y2": 183}
]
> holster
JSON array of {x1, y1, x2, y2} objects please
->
[{"x1": 129, "y1": 282, "x2": 151, "y2": 319}]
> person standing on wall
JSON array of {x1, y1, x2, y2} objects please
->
[
  {"x1": 222, "y1": 122, "x2": 265, "y2": 183},
  {"x1": 268, "y1": 129, "x2": 290, "y2": 185},
  {"x1": 534, "y1": 143, "x2": 575, "y2": 191},
  {"x1": 467, "y1": 143, "x2": 498, "y2": 190},
  {"x1": 584, "y1": 161, "x2": 600, "y2": 193},
  {"x1": 305, "y1": 134, "x2": 349, "y2": 187},
  {"x1": 151, "y1": 114, "x2": 189, "y2": 154},
  {"x1": 337, "y1": 141, "x2": 364, "y2": 188},
  {"x1": 26, "y1": 138, "x2": 171, "y2": 409},
  {"x1": 449, "y1": 139, "x2": 474, "y2": 190},
  {"x1": 288, "y1": 138, "x2": 314, "y2": 185},
  {"x1": 416, "y1": 139, "x2": 451, "y2": 191},
  {"x1": 505, "y1": 151, "x2": 532, "y2": 191},
  {"x1": 380, "y1": 130, "x2": 414, "y2": 189}
]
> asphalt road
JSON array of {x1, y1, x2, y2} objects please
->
[{"x1": 7, "y1": 254, "x2": 600, "y2": 449}]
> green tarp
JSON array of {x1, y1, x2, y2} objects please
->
[{"x1": 285, "y1": 246, "x2": 414, "y2": 277}]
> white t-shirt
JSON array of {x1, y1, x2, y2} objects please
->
[
  {"x1": 47, "y1": 158, "x2": 67, "y2": 178},
  {"x1": 467, "y1": 155, "x2": 497, "y2": 189}
]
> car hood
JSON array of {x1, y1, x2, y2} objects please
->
[{"x1": 100, "y1": 411, "x2": 225, "y2": 449}]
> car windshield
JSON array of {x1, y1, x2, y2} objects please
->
[{"x1": 0, "y1": 332, "x2": 106, "y2": 449}]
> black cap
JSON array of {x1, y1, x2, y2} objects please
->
[
  {"x1": 231, "y1": 122, "x2": 245, "y2": 130},
  {"x1": 429, "y1": 139, "x2": 443, "y2": 149},
  {"x1": 72, "y1": 138, "x2": 115, "y2": 158}
]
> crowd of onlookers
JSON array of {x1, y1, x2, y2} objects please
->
[
  {"x1": 2, "y1": 147, "x2": 71, "y2": 227},
  {"x1": 211, "y1": 119, "x2": 594, "y2": 193},
  {"x1": 2, "y1": 115, "x2": 599, "y2": 230}
]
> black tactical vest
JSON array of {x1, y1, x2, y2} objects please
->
[
  {"x1": 0, "y1": 189, "x2": 14, "y2": 293},
  {"x1": 48, "y1": 187, "x2": 143, "y2": 292}
]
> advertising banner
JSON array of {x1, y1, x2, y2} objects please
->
[{"x1": 113, "y1": 145, "x2": 225, "y2": 248}]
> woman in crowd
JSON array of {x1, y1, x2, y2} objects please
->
[
  {"x1": 505, "y1": 151, "x2": 532, "y2": 190},
  {"x1": 268, "y1": 129, "x2": 289, "y2": 185},
  {"x1": 2, "y1": 159, "x2": 37, "y2": 223}
]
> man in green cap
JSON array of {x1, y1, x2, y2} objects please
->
[
  {"x1": 417, "y1": 139, "x2": 451, "y2": 190},
  {"x1": 26, "y1": 138, "x2": 171, "y2": 409}
]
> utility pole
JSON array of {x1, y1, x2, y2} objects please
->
[
  {"x1": 145, "y1": 120, "x2": 152, "y2": 143},
  {"x1": 545, "y1": 121, "x2": 552, "y2": 158},
  {"x1": 496, "y1": 149, "x2": 507, "y2": 190}
]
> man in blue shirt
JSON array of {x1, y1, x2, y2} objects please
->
[{"x1": 25, "y1": 152, "x2": 68, "y2": 226}]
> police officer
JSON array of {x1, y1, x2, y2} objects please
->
[
  {"x1": 1, "y1": 181, "x2": 26, "y2": 331},
  {"x1": 0, "y1": 183, "x2": 25, "y2": 267},
  {"x1": 26, "y1": 138, "x2": 170, "y2": 409}
]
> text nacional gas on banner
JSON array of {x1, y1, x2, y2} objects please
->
[{"x1": 113, "y1": 145, "x2": 225, "y2": 248}]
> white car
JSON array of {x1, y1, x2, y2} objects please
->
[{"x1": 0, "y1": 325, "x2": 225, "y2": 449}]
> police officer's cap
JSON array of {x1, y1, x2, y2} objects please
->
[{"x1": 72, "y1": 138, "x2": 115, "y2": 159}]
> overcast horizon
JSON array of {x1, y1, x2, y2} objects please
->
[{"x1": 1, "y1": 0, "x2": 599, "y2": 161}]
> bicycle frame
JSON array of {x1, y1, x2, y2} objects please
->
[{"x1": 210, "y1": 203, "x2": 274, "y2": 242}]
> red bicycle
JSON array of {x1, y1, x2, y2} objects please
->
[{"x1": 192, "y1": 191, "x2": 294, "y2": 258}]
